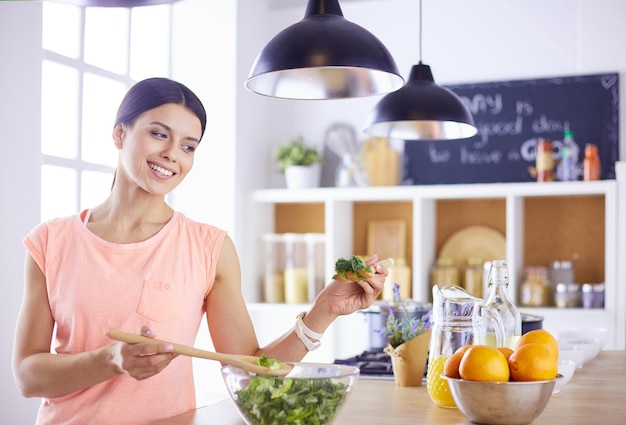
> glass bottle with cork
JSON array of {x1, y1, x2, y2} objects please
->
[{"x1": 483, "y1": 260, "x2": 522, "y2": 349}]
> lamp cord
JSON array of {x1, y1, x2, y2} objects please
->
[{"x1": 418, "y1": 0, "x2": 423, "y2": 63}]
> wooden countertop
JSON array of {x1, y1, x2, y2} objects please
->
[{"x1": 151, "y1": 351, "x2": 626, "y2": 425}]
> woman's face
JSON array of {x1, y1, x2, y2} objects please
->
[{"x1": 114, "y1": 103, "x2": 202, "y2": 196}]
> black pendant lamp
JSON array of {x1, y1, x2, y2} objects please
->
[
  {"x1": 245, "y1": 0, "x2": 404, "y2": 100},
  {"x1": 363, "y1": 0, "x2": 477, "y2": 140}
]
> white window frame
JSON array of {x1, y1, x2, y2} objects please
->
[{"x1": 41, "y1": 3, "x2": 173, "y2": 221}]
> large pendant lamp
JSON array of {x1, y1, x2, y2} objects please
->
[
  {"x1": 363, "y1": 0, "x2": 477, "y2": 140},
  {"x1": 245, "y1": 0, "x2": 404, "y2": 100}
]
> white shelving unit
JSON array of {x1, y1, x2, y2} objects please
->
[{"x1": 244, "y1": 169, "x2": 624, "y2": 360}]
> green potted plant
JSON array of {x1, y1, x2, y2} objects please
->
[{"x1": 275, "y1": 135, "x2": 325, "y2": 189}]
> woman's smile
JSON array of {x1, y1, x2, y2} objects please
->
[{"x1": 148, "y1": 161, "x2": 175, "y2": 178}]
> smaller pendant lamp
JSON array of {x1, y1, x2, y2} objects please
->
[
  {"x1": 245, "y1": 0, "x2": 404, "y2": 100},
  {"x1": 363, "y1": 0, "x2": 477, "y2": 140}
]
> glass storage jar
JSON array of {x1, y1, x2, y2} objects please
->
[
  {"x1": 430, "y1": 258, "x2": 459, "y2": 301},
  {"x1": 463, "y1": 257, "x2": 484, "y2": 298},
  {"x1": 520, "y1": 266, "x2": 550, "y2": 307},
  {"x1": 582, "y1": 283, "x2": 604, "y2": 308},
  {"x1": 555, "y1": 283, "x2": 582, "y2": 308}
]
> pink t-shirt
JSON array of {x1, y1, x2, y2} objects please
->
[{"x1": 23, "y1": 210, "x2": 226, "y2": 425}]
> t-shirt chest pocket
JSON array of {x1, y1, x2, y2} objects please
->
[{"x1": 137, "y1": 280, "x2": 185, "y2": 322}]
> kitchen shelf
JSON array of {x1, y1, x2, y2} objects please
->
[{"x1": 243, "y1": 174, "x2": 624, "y2": 357}]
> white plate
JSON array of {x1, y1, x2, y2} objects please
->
[{"x1": 439, "y1": 225, "x2": 506, "y2": 268}]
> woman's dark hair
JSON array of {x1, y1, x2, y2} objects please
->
[{"x1": 114, "y1": 77, "x2": 207, "y2": 141}]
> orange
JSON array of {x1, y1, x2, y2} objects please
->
[
  {"x1": 497, "y1": 346, "x2": 514, "y2": 361},
  {"x1": 515, "y1": 329, "x2": 558, "y2": 360},
  {"x1": 459, "y1": 345, "x2": 510, "y2": 382},
  {"x1": 443, "y1": 345, "x2": 472, "y2": 378},
  {"x1": 509, "y1": 342, "x2": 558, "y2": 381}
]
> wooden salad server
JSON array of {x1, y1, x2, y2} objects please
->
[{"x1": 105, "y1": 330, "x2": 293, "y2": 377}]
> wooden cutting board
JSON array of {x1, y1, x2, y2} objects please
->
[
  {"x1": 362, "y1": 137, "x2": 400, "y2": 186},
  {"x1": 367, "y1": 219, "x2": 406, "y2": 260}
]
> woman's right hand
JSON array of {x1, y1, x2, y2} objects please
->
[{"x1": 111, "y1": 326, "x2": 178, "y2": 380}]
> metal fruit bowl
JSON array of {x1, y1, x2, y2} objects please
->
[
  {"x1": 221, "y1": 362, "x2": 359, "y2": 425},
  {"x1": 443, "y1": 375, "x2": 561, "y2": 425}
]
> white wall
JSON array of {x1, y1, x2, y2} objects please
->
[
  {"x1": 247, "y1": 0, "x2": 626, "y2": 190},
  {"x1": 0, "y1": 3, "x2": 45, "y2": 424},
  {"x1": 2, "y1": 0, "x2": 626, "y2": 422},
  {"x1": 0, "y1": 0, "x2": 240, "y2": 419}
]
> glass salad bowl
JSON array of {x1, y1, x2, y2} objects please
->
[{"x1": 221, "y1": 362, "x2": 359, "y2": 425}]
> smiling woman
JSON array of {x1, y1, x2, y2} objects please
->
[{"x1": 13, "y1": 77, "x2": 389, "y2": 425}]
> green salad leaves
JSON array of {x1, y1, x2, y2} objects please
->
[
  {"x1": 257, "y1": 354, "x2": 283, "y2": 371},
  {"x1": 235, "y1": 376, "x2": 349, "y2": 425},
  {"x1": 334, "y1": 255, "x2": 370, "y2": 280}
]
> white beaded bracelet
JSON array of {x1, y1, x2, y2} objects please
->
[{"x1": 295, "y1": 312, "x2": 323, "y2": 351}]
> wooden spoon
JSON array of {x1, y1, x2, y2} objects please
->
[{"x1": 105, "y1": 330, "x2": 293, "y2": 377}]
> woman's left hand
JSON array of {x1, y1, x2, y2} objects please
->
[{"x1": 315, "y1": 254, "x2": 388, "y2": 317}]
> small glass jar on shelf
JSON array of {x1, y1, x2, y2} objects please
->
[
  {"x1": 262, "y1": 233, "x2": 325, "y2": 304},
  {"x1": 520, "y1": 266, "x2": 550, "y2": 307},
  {"x1": 430, "y1": 257, "x2": 459, "y2": 301},
  {"x1": 382, "y1": 258, "x2": 411, "y2": 301},
  {"x1": 463, "y1": 257, "x2": 484, "y2": 298}
]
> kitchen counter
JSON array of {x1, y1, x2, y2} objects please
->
[{"x1": 151, "y1": 351, "x2": 626, "y2": 425}]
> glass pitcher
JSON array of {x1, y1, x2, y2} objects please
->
[{"x1": 426, "y1": 285, "x2": 505, "y2": 408}]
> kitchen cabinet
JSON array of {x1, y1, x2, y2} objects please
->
[{"x1": 243, "y1": 162, "x2": 625, "y2": 360}]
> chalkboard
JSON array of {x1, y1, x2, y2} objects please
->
[{"x1": 403, "y1": 73, "x2": 619, "y2": 185}]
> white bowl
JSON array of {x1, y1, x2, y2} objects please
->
[
  {"x1": 553, "y1": 359, "x2": 576, "y2": 394},
  {"x1": 559, "y1": 327, "x2": 607, "y2": 357},
  {"x1": 558, "y1": 346, "x2": 586, "y2": 368},
  {"x1": 559, "y1": 337, "x2": 597, "y2": 363}
]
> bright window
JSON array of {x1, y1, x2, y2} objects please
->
[{"x1": 41, "y1": 2, "x2": 173, "y2": 222}]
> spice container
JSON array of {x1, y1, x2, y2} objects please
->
[
  {"x1": 555, "y1": 283, "x2": 582, "y2": 308},
  {"x1": 548, "y1": 261, "x2": 574, "y2": 307},
  {"x1": 583, "y1": 143, "x2": 601, "y2": 181},
  {"x1": 535, "y1": 139, "x2": 555, "y2": 182},
  {"x1": 520, "y1": 267, "x2": 550, "y2": 307},
  {"x1": 463, "y1": 257, "x2": 484, "y2": 298},
  {"x1": 582, "y1": 283, "x2": 605, "y2": 308}
]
